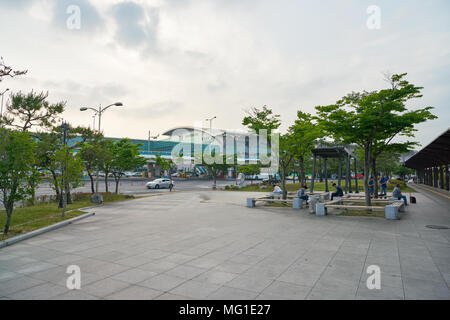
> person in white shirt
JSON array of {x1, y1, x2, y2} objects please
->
[{"x1": 273, "y1": 185, "x2": 282, "y2": 198}]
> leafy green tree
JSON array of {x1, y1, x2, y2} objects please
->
[
  {"x1": 316, "y1": 73, "x2": 436, "y2": 206},
  {"x1": 110, "y1": 139, "x2": 146, "y2": 194},
  {"x1": 0, "y1": 91, "x2": 65, "y2": 131},
  {"x1": 238, "y1": 164, "x2": 261, "y2": 184},
  {"x1": 288, "y1": 111, "x2": 323, "y2": 186},
  {"x1": 155, "y1": 155, "x2": 175, "y2": 177},
  {"x1": 195, "y1": 152, "x2": 235, "y2": 190},
  {"x1": 242, "y1": 106, "x2": 281, "y2": 135},
  {"x1": 0, "y1": 129, "x2": 37, "y2": 234},
  {"x1": 53, "y1": 146, "x2": 84, "y2": 216}
]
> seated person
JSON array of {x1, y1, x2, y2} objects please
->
[
  {"x1": 331, "y1": 183, "x2": 343, "y2": 200},
  {"x1": 297, "y1": 185, "x2": 309, "y2": 203},
  {"x1": 393, "y1": 184, "x2": 408, "y2": 206},
  {"x1": 272, "y1": 184, "x2": 282, "y2": 198}
]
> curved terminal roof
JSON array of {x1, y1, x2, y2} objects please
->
[{"x1": 405, "y1": 128, "x2": 450, "y2": 169}]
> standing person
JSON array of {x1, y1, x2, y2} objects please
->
[
  {"x1": 369, "y1": 177, "x2": 375, "y2": 198},
  {"x1": 297, "y1": 185, "x2": 309, "y2": 204},
  {"x1": 380, "y1": 175, "x2": 389, "y2": 198},
  {"x1": 331, "y1": 183, "x2": 343, "y2": 200},
  {"x1": 169, "y1": 181, "x2": 173, "y2": 192},
  {"x1": 393, "y1": 184, "x2": 408, "y2": 206}
]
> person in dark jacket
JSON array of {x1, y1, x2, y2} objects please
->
[
  {"x1": 331, "y1": 183, "x2": 343, "y2": 200},
  {"x1": 393, "y1": 184, "x2": 407, "y2": 205}
]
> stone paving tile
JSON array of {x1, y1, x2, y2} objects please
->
[
  {"x1": 169, "y1": 280, "x2": 221, "y2": 299},
  {"x1": 138, "y1": 260, "x2": 179, "y2": 273},
  {"x1": 194, "y1": 270, "x2": 239, "y2": 285},
  {"x1": 403, "y1": 277, "x2": 450, "y2": 300},
  {"x1": 81, "y1": 278, "x2": 131, "y2": 298},
  {"x1": 165, "y1": 265, "x2": 208, "y2": 279},
  {"x1": 225, "y1": 274, "x2": 274, "y2": 293},
  {"x1": 207, "y1": 286, "x2": 258, "y2": 300},
  {"x1": 356, "y1": 284, "x2": 405, "y2": 300},
  {"x1": 212, "y1": 261, "x2": 252, "y2": 274},
  {"x1": 258, "y1": 281, "x2": 311, "y2": 300},
  {"x1": 49, "y1": 290, "x2": 99, "y2": 300},
  {"x1": 8, "y1": 283, "x2": 68, "y2": 300},
  {"x1": 140, "y1": 274, "x2": 188, "y2": 292},
  {"x1": 0, "y1": 276, "x2": 44, "y2": 297},
  {"x1": 111, "y1": 268, "x2": 158, "y2": 284},
  {"x1": 155, "y1": 293, "x2": 194, "y2": 300},
  {"x1": 105, "y1": 285, "x2": 163, "y2": 300}
]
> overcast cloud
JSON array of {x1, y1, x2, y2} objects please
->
[{"x1": 0, "y1": 0, "x2": 449, "y2": 147}]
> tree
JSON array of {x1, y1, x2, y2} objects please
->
[
  {"x1": 110, "y1": 139, "x2": 146, "y2": 194},
  {"x1": 0, "y1": 57, "x2": 27, "y2": 82},
  {"x1": 316, "y1": 73, "x2": 436, "y2": 206},
  {"x1": 0, "y1": 91, "x2": 65, "y2": 131},
  {"x1": 0, "y1": 129, "x2": 37, "y2": 234},
  {"x1": 242, "y1": 105, "x2": 281, "y2": 135},
  {"x1": 393, "y1": 165, "x2": 415, "y2": 186},
  {"x1": 277, "y1": 134, "x2": 295, "y2": 199},
  {"x1": 97, "y1": 139, "x2": 115, "y2": 193},
  {"x1": 238, "y1": 164, "x2": 261, "y2": 184},
  {"x1": 288, "y1": 111, "x2": 323, "y2": 187},
  {"x1": 242, "y1": 106, "x2": 281, "y2": 181},
  {"x1": 196, "y1": 152, "x2": 235, "y2": 190},
  {"x1": 155, "y1": 155, "x2": 175, "y2": 177},
  {"x1": 53, "y1": 146, "x2": 84, "y2": 216}
]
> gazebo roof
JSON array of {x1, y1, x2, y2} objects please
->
[{"x1": 312, "y1": 146, "x2": 354, "y2": 158}]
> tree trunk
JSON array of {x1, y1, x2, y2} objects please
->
[
  {"x1": 105, "y1": 175, "x2": 109, "y2": 193},
  {"x1": 50, "y1": 170, "x2": 59, "y2": 197},
  {"x1": 299, "y1": 157, "x2": 305, "y2": 187},
  {"x1": 114, "y1": 176, "x2": 120, "y2": 194},
  {"x1": 281, "y1": 165, "x2": 287, "y2": 200},
  {"x1": 3, "y1": 205, "x2": 13, "y2": 234},
  {"x1": 364, "y1": 146, "x2": 372, "y2": 207},
  {"x1": 372, "y1": 157, "x2": 379, "y2": 199},
  {"x1": 88, "y1": 171, "x2": 95, "y2": 194}
]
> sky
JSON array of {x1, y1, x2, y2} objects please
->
[{"x1": 0, "y1": 0, "x2": 449, "y2": 148}]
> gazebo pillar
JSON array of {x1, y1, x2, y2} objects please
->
[
  {"x1": 446, "y1": 164, "x2": 450, "y2": 191},
  {"x1": 338, "y1": 157, "x2": 342, "y2": 187},
  {"x1": 348, "y1": 155, "x2": 353, "y2": 193},
  {"x1": 324, "y1": 157, "x2": 329, "y2": 192},
  {"x1": 345, "y1": 155, "x2": 350, "y2": 194},
  {"x1": 354, "y1": 157, "x2": 359, "y2": 193},
  {"x1": 439, "y1": 165, "x2": 444, "y2": 189},
  {"x1": 311, "y1": 154, "x2": 317, "y2": 194}
]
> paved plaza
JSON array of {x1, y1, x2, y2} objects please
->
[{"x1": 1, "y1": 188, "x2": 449, "y2": 300}]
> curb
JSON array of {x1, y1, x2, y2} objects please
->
[{"x1": 0, "y1": 212, "x2": 96, "y2": 249}]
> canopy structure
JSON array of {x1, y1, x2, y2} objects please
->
[
  {"x1": 310, "y1": 146, "x2": 359, "y2": 194},
  {"x1": 405, "y1": 128, "x2": 450, "y2": 190}
]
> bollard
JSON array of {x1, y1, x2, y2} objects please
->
[{"x1": 292, "y1": 198, "x2": 303, "y2": 210}]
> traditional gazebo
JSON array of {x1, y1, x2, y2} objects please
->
[{"x1": 310, "y1": 146, "x2": 359, "y2": 194}]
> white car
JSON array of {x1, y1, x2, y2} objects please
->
[{"x1": 146, "y1": 178, "x2": 174, "y2": 189}]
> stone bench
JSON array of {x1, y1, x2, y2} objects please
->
[
  {"x1": 247, "y1": 197, "x2": 306, "y2": 210},
  {"x1": 385, "y1": 201, "x2": 405, "y2": 220}
]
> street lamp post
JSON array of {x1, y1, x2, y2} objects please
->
[
  {"x1": 1, "y1": 88, "x2": 10, "y2": 118},
  {"x1": 80, "y1": 102, "x2": 123, "y2": 201},
  {"x1": 206, "y1": 116, "x2": 217, "y2": 134}
]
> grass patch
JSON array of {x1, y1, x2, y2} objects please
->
[
  {"x1": 234, "y1": 181, "x2": 414, "y2": 193},
  {"x1": 0, "y1": 193, "x2": 133, "y2": 241},
  {"x1": 335, "y1": 209, "x2": 385, "y2": 218}
]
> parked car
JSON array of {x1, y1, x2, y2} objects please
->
[{"x1": 146, "y1": 178, "x2": 174, "y2": 189}]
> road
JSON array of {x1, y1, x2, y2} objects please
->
[{"x1": 34, "y1": 178, "x2": 245, "y2": 197}]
